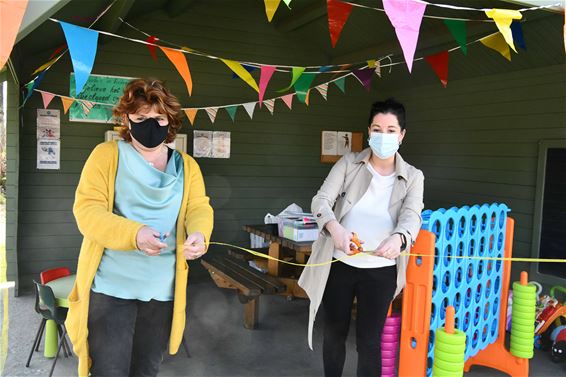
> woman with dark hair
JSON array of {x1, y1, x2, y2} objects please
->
[
  {"x1": 299, "y1": 98, "x2": 424, "y2": 377},
  {"x1": 66, "y1": 79, "x2": 213, "y2": 377}
]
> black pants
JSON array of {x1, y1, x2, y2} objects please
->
[
  {"x1": 322, "y1": 261, "x2": 397, "y2": 377},
  {"x1": 87, "y1": 291, "x2": 174, "y2": 377}
]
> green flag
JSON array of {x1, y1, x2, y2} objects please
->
[
  {"x1": 225, "y1": 106, "x2": 237, "y2": 122},
  {"x1": 444, "y1": 20, "x2": 467, "y2": 55},
  {"x1": 333, "y1": 77, "x2": 346, "y2": 93}
]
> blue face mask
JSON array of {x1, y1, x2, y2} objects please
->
[{"x1": 369, "y1": 132, "x2": 400, "y2": 159}]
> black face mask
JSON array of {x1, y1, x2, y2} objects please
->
[{"x1": 129, "y1": 117, "x2": 168, "y2": 148}]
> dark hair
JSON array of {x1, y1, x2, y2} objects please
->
[
  {"x1": 114, "y1": 78, "x2": 183, "y2": 143},
  {"x1": 368, "y1": 98, "x2": 406, "y2": 131}
]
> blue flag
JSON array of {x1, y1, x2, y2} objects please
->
[
  {"x1": 60, "y1": 21, "x2": 99, "y2": 94},
  {"x1": 510, "y1": 21, "x2": 526, "y2": 51}
]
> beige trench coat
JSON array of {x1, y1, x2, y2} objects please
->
[{"x1": 298, "y1": 148, "x2": 424, "y2": 349}]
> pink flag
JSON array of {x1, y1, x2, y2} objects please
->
[
  {"x1": 383, "y1": 0, "x2": 427, "y2": 73},
  {"x1": 259, "y1": 65, "x2": 276, "y2": 107},
  {"x1": 41, "y1": 92, "x2": 55, "y2": 109},
  {"x1": 281, "y1": 94, "x2": 294, "y2": 109}
]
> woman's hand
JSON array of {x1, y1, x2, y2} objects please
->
[
  {"x1": 184, "y1": 232, "x2": 206, "y2": 260},
  {"x1": 373, "y1": 234, "x2": 403, "y2": 259},
  {"x1": 326, "y1": 220, "x2": 355, "y2": 255},
  {"x1": 136, "y1": 226, "x2": 167, "y2": 256}
]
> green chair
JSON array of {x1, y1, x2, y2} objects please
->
[{"x1": 26, "y1": 281, "x2": 72, "y2": 377}]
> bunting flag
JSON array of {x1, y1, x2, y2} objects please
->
[
  {"x1": 283, "y1": 0, "x2": 292, "y2": 7},
  {"x1": 159, "y1": 46, "x2": 193, "y2": 96},
  {"x1": 146, "y1": 36, "x2": 159, "y2": 61},
  {"x1": 278, "y1": 67, "x2": 305, "y2": 92},
  {"x1": 315, "y1": 83, "x2": 328, "y2": 100},
  {"x1": 510, "y1": 20, "x2": 526, "y2": 50},
  {"x1": 61, "y1": 96, "x2": 75, "y2": 114},
  {"x1": 32, "y1": 56, "x2": 61, "y2": 76},
  {"x1": 222, "y1": 59, "x2": 259, "y2": 92},
  {"x1": 424, "y1": 51, "x2": 449, "y2": 88},
  {"x1": 281, "y1": 93, "x2": 294, "y2": 109},
  {"x1": 264, "y1": 0, "x2": 282, "y2": 22},
  {"x1": 319, "y1": 65, "x2": 332, "y2": 72},
  {"x1": 333, "y1": 77, "x2": 346, "y2": 93},
  {"x1": 293, "y1": 72, "x2": 317, "y2": 103},
  {"x1": 259, "y1": 65, "x2": 276, "y2": 106},
  {"x1": 24, "y1": 72, "x2": 46, "y2": 103},
  {"x1": 60, "y1": 21, "x2": 99, "y2": 95},
  {"x1": 305, "y1": 90, "x2": 311, "y2": 106},
  {"x1": 263, "y1": 99, "x2": 275, "y2": 114},
  {"x1": 243, "y1": 102, "x2": 256, "y2": 119},
  {"x1": 327, "y1": 0, "x2": 354, "y2": 48},
  {"x1": 352, "y1": 68, "x2": 374, "y2": 91},
  {"x1": 232, "y1": 64, "x2": 256, "y2": 79},
  {"x1": 0, "y1": 0, "x2": 29, "y2": 69},
  {"x1": 49, "y1": 44, "x2": 67, "y2": 60},
  {"x1": 41, "y1": 92, "x2": 55, "y2": 109},
  {"x1": 374, "y1": 61, "x2": 382, "y2": 77},
  {"x1": 485, "y1": 9, "x2": 522, "y2": 52},
  {"x1": 225, "y1": 106, "x2": 238, "y2": 122},
  {"x1": 383, "y1": 0, "x2": 427, "y2": 73},
  {"x1": 443, "y1": 19, "x2": 467, "y2": 55},
  {"x1": 480, "y1": 33, "x2": 511, "y2": 61},
  {"x1": 80, "y1": 100, "x2": 95, "y2": 115},
  {"x1": 184, "y1": 109, "x2": 198, "y2": 126},
  {"x1": 205, "y1": 107, "x2": 218, "y2": 123},
  {"x1": 367, "y1": 59, "x2": 377, "y2": 68}
]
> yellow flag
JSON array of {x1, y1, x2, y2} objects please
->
[
  {"x1": 221, "y1": 59, "x2": 259, "y2": 92},
  {"x1": 480, "y1": 33, "x2": 511, "y2": 61},
  {"x1": 61, "y1": 96, "x2": 75, "y2": 114},
  {"x1": 264, "y1": 0, "x2": 282, "y2": 22},
  {"x1": 184, "y1": 109, "x2": 198, "y2": 126},
  {"x1": 32, "y1": 56, "x2": 60, "y2": 76},
  {"x1": 485, "y1": 9, "x2": 522, "y2": 52}
]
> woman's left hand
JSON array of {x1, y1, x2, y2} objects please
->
[
  {"x1": 184, "y1": 232, "x2": 206, "y2": 260},
  {"x1": 373, "y1": 234, "x2": 403, "y2": 259}
]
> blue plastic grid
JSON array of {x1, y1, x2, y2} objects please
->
[{"x1": 421, "y1": 203, "x2": 510, "y2": 376}]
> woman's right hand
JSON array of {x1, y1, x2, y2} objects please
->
[
  {"x1": 326, "y1": 220, "x2": 354, "y2": 255},
  {"x1": 136, "y1": 226, "x2": 167, "y2": 256}
]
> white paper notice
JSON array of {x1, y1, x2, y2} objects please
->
[
  {"x1": 37, "y1": 140, "x2": 60, "y2": 169},
  {"x1": 322, "y1": 131, "x2": 338, "y2": 155},
  {"x1": 37, "y1": 109, "x2": 60, "y2": 139},
  {"x1": 212, "y1": 131, "x2": 231, "y2": 159},
  {"x1": 337, "y1": 132, "x2": 352, "y2": 155},
  {"x1": 193, "y1": 131, "x2": 212, "y2": 158}
]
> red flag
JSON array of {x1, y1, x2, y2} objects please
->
[
  {"x1": 327, "y1": 0, "x2": 353, "y2": 48},
  {"x1": 424, "y1": 51, "x2": 449, "y2": 88},
  {"x1": 146, "y1": 35, "x2": 159, "y2": 61}
]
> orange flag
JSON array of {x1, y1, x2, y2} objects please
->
[
  {"x1": 61, "y1": 97, "x2": 75, "y2": 114},
  {"x1": 184, "y1": 109, "x2": 198, "y2": 126},
  {"x1": 160, "y1": 47, "x2": 193, "y2": 96},
  {"x1": 0, "y1": 0, "x2": 29, "y2": 69}
]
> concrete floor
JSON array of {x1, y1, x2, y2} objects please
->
[{"x1": 4, "y1": 263, "x2": 565, "y2": 377}]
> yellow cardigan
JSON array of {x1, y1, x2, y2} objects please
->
[{"x1": 65, "y1": 141, "x2": 214, "y2": 376}]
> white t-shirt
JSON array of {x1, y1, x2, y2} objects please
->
[{"x1": 334, "y1": 164, "x2": 397, "y2": 268}]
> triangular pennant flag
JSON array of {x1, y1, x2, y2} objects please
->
[
  {"x1": 23, "y1": 71, "x2": 46, "y2": 104},
  {"x1": 159, "y1": 47, "x2": 193, "y2": 96},
  {"x1": 367, "y1": 59, "x2": 377, "y2": 68},
  {"x1": 263, "y1": 99, "x2": 275, "y2": 115},
  {"x1": 510, "y1": 20, "x2": 526, "y2": 50},
  {"x1": 146, "y1": 36, "x2": 159, "y2": 61},
  {"x1": 485, "y1": 9, "x2": 522, "y2": 53},
  {"x1": 319, "y1": 65, "x2": 332, "y2": 73},
  {"x1": 232, "y1": 64, "x2": 256, "y2": 79},
  {"x1": 60, "y1": 22, "x2": 99, "y2": 95},
  {"x1": 383, "y1": 0, "x2": 427, "y2": 73},
  {"x1": 278, "y1": 67, "x2": 305, "y2": 92},
  {"x1": 225, "y1": 106, "x2": 238, "y2": 122},
  {"x1": 315, "y1": 83, "x2": 328, "y2": 100},
  {"x1": 327, "y1": 0, "x2": 353, "y2": 48},
  {"x1": 281, "y1": 94, "x2": 294, "y2": 109},
  {"x1": 294, "y1": 73, "x2": 317, "y2": 103},
  {"x1": 443, "y1": 20, "x2": 467, "y2": 55},
  {"x1": 243, "y1": 102, "x2": 256, "y2": 119},
  {"x1": 0, "y1": 0, "x2": 29, "y2": 69},
  {"x1": 264, "y1": 0, "x2": 282, "y2": 22},
  {"x1": 222, "y1": 59, "x2": 259, "y2": 92},
  {"x1": 424, "y1": 51, "x2": 449, "y2": 88},
  {"x1": 205, "y1": 107, "x2": 218, "y2": 123},
  {"x1": 41, "y1": 92, "x2": 55, "y2": 109},
  {"x1": 32, "y1": 56, "x2": 60, "y2": 76},
  {"x1": 333, "y1": 77, "x2": 346, "y2": 93},
  {"x1": 305, "y1": 90, "x2": 311, "y2": 106},
  {"x1": 283, "y1": 0, "x2": 292, "y2": 8},
  {"x1": 184, "y1": 109, "x2": 198, "y2": 126},
  {"x1": 374, "y1": 61, "x2": 382, "y2": 77},
  {"x1": 61, "y1": 96, "x2": 75, "y2": 114},
  {"x1": 352, "y1": 68, "x2": 374, "y2": 91},
  {"x1": 480, "y1": 33, "x2": 511, "y2": 61},
  {"x1": 49, "y1": 44, "x2": 67, "y2": 60},
  {"x1": 80, "y1": 100, "x2": 94, "y2": 115},
  {"x1": 259, "y1": 65, "x2": 276, "y2": 106}
]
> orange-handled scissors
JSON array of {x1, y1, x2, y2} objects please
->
[{"x1": 350, "y1": 232, "x2": 364, "y2": 254}]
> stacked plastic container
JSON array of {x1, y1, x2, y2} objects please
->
[{"x1": 381, "y1": 312, "x2": 402, "y2": 377}]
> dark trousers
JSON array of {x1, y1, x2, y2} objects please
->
[
  {"x1": 322, "y1": 261, "x2": 397, "y2": 377},
  {"x1": 87, "y1": 291, "x2": 174, "y2": 377}
]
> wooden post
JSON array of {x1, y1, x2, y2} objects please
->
[
  {"x1": 267, "y1": 242, "x2": 281, "y2": 276},
  {"x1": 244, "y1": 297, "x2": 259, "y2": 329}
]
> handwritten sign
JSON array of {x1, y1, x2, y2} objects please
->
[{"x1": 69, "y1": 73, "x2": 132, "y2": 123}]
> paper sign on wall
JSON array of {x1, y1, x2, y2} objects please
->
[
  {"x1": 193, "y1": 131, "x2": 231, "y2": 159},
  {"x1": 322, "y1": 131, "x2": 351, "y2": 155},
  {"x1": 37, "y1": 109, "x2": 60, "y2": 139},
  {"x1": 37, "y1": 140, "x2": 60, "y2": 169}
]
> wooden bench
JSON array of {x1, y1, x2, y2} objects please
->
[{"x1": 201, "y1": 254, "x2": 286, "y2": 329}]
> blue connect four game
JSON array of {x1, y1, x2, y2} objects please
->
[{"x1": 420, "y1": 203, "x2": 510, "y2": 376}]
